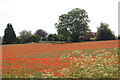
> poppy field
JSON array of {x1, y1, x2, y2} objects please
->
[{"x1": 2, "y1": 40, "x2": 120, "y2": 78}]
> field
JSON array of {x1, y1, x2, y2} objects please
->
[{"x1": 2, "y1": 40, "x2": 120, "y2": 78}]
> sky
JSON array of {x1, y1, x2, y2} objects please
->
[{"x1": 0, "y1": 0, "x2": 119, "y2": 36}]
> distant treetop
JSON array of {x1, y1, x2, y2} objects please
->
[{"x1": 35, "y1": 29, "x2": 48, "y2": 37}]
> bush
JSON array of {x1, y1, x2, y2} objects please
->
[
  {"x1": 47, "y1": 34, "x2": 54, "y2": 41},
  {"x1": 29, "y1": 35, "x2": 41, "y2": 42},
  {"x1": 42, "y1": 37, "x2": 48, "y2": 41},
  {"x1": 16, "y1": 37, "x2": 21, "y2": 44}
]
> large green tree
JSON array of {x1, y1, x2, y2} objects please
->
[
  {"x1": 3, "y1": 23, "x2": 16, "y2": 44},
  {"x1": 55, "y1": 8, "x2": 91, "y2": 42},
  {"x1": 97, "y1": 23, "x2": 115, "y2": 40}
]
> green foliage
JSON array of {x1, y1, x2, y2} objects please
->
[
  {"x1": 15, "y1": 37, "x2": 21, "y2": 44},
  {"x1": 18, "y1": 30, "x2": 41, "y2": 43},
  {"x1": 55, "y1": 8, "x2": 91, "y2": 42},
  {"x1": 42, "y1": 37, "x2": 48, "y2": 41},
  {"x1": 52, "y1": 34, "x2": 60, "y2": 41},
  {"x1": 29, "y1": 34, "x2": 41, "y2": 42},
  {"x1": 47, "y1": 34, "x2": 66, "y2": 41},
  {"x1": 19, "y1": 30, "x2": 33, "y2": 43},
  {"x1": 118, "y1": 35, "x2": 120, "y2": 40},
  {"x1": 97, "y1": 23, "x2": 116, "y2": 40},
  {"x1": 57, "y1": 34, "x2": 66, "y2": 41},
  {"x1": 53, "y1": 34, "x2": 65, "y2": 41},
  {"x1": 3, "y1": 23, "x2": 16, "y2": 44},
  {"x1": 47, "y1": 34, "x2": 54, "y2": 41}
]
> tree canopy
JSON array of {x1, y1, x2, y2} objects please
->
[
  {"x1": 48, "y1": 34, "x2": 54, "y2": 41},
  {"x1": 19, "y1": 30, "x2": 32, "y2": 43},
  {"x1": 55, "y1": 8, "x2": 91, "y2": 42},
  {"x1": 35, "y1": 29, "x2": 48, "y2": 37},
  {"x1": 97, "y1": 23, "x2": 115, "y2": 40}
]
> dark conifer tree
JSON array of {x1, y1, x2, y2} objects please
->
[
  {"x1": 3, "y1": 23, "x2": 16, "y2": 44},
  {"x1": 97, "y1": 23, "x2": 115, "y2": 40}
]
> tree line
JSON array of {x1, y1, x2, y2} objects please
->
[{"x1": 2, "y1": 8, "x2": 118, "y2": 44}]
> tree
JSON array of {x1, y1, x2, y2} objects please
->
[
  {"x1": 48, "y1": 34, "x2": 54, "y2": 41},
  {"x1": 35, "y1": 29, "x2": 48, "y2": 37},
  {"x1": 55, "y1": 8, "x2": 91, "y2": 42},
  {"x1": 3, "y1": 23, "x2": 16, "y2": 44},
  {"x1": 52, "y1": 34, "x2": 60, "y2": 41},
  {"x1": 97, "y1": 23, "x2": 115, "y2": 40},
  {"x1": 29, "y1": 34, "x2": 41, "y2": 42},
  {"x1": 47, "y1": 34, "x2": 66, "y2": 41},
  {"x1": 35, "y1": 29, "x2": 48, "y2": 41},
  {"x1": 19, "y1": 30, "x2": 32, "y2": 43},
  {"x1": 57, "y1": 34, "x2": 66, "y2": 41}
]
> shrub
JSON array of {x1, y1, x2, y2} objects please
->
[{"x1": 42, "y1": 37, "x2": 48, "y2": 41}]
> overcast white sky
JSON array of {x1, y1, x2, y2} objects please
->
[{"x1": 0, "y1": 0, "x2": 119, "y2": 36}]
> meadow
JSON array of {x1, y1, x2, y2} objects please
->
[{"x1": 2, "y1": 40, "x2": 120, "y2": 78}]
